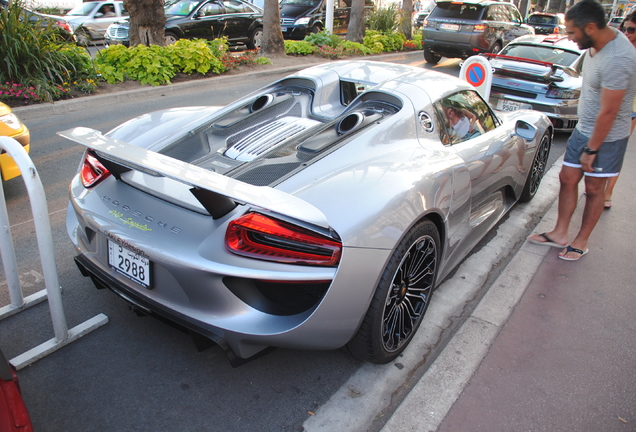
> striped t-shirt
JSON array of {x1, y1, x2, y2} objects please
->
[{"x1": 576, "y1": 29, "x2": 636, "y2": 141}]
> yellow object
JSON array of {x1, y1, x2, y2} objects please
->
[{"x1": 0, "y1": 102, "x2": 31, "y2": 181}]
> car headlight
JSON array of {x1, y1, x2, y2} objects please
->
[
  {"x1": 294, "y1": 17, "x2": 310, "y2": 25},
  {"x1": 546, "y1": 88, "x2": 580, "y2": 99},
  {"x1": 0, "y1": 113, "x2": 24, "y2": 130}
]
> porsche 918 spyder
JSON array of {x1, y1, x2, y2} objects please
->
[{"x1": 60, "y1": 61, "x2": 552, "y2": 365}]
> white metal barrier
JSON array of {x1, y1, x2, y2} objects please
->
[{"x1": 0, "y1": 136, "x2": 108, "y2": 370}]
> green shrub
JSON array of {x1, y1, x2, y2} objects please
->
[
  {"x1": 0, "y1": 0, "x2": 96, "y2": 101},
  {"x1": 339, "y1": 40, "x2": 373, "y2": 56},
  {"x1": 166, "y1": 39, "x2": 223, "y2": 75},
  {"x1": 366, "y1": 5, "x2": 403, "y2": 33},
  {"x1": 304, "y1": 31, "x2": 341, "y2": 48},
  {"x1": 363, "y1": 30, "x2": 406, "y2": 53},
  {"x1": 285, "y1": 40, "x2": 315, "y2": 55}
]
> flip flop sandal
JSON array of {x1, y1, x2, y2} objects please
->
[
  {"x1": 558, "y1": 246, "x2": 589, "y2": 261},
  {"x1": 527, "y1": 232, "x2": 568, "y2": 248}
]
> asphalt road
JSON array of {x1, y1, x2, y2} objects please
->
[{"x1": 0, "y1": 51, "x2": 569, "y2": 432}]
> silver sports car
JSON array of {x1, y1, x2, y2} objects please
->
[
  {"x1": 61, "y1": 61, "x2": 552, "y2": 365},
  {"x1": 487, "y1": 34, "x2": 584, "y2": 131}
]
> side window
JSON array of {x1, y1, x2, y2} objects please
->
[
  {"x1": 120, "y1": 3, "x2": 129, "y2": 16},
  {"x1": 201, "y1": 2, "x2": 223, "y2": 15},
  {"x1": 222, "y1": 0, "x2": 247, "y2": 13},
  {"x1": 435, "y1": 90, "x2": 497, "y2": 145},
  {"x1": 97, "y1": 3, "x2": 117, "y2": 17},
  {"x1": 485, "y1": 5, "x2": 496, "y2": 21},
  {"x1": 509, "y1": 6, "x2": 522, "y2": 23}
]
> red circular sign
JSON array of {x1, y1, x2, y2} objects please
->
[{"x1": 465, "y1": 63, "x2": 486, "y2": 87}]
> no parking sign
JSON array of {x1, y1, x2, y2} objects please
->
[{"x1": 460, "y1": 56, "x2": 493, "y2": 100}]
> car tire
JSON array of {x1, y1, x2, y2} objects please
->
[
  {"x1": 75, "y1": 28, "x2": 90, "y2": 46},
  {"x1": 491, "y1": 42, "x2": 502, "y2": 54},
  {"x1": 247, "y1": 27, "x2": 263, "y2": 50},
  {"x1": 164, "y1": 32, "x2": 178, "y2": 45},
  {"x1": 520, "y1": 130, "x2": 551, "y2": 202},
  {"x1": 310, "y1": 24, "x2": 322, "y2": 33},
  {"x1": 346, "y1": 219, "x2": 440, "y2": 364},
  {"x1": 424, "y1": 50, "x2": 441, "y2": 64}
]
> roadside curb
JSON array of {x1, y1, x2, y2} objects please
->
[{"x1": 13, "y1": 51, "x2": 423, "y2": 120}]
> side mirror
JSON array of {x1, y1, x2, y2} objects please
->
[{"x1": 514, "y1": 120, "x2": 537, "y2": 141}]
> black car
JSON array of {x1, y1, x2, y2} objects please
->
[
  {"x1": 422, "y1": 0, "x2": 534, "y2": 64},
  {"x1": 105, "y1": 0, "x2": 263, "y2": 48},
  {"x1": 526, "y1": 12, "x2": 565, "y2": 35}
]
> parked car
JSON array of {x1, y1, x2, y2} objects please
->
[
  {"x1": 422, "y1": 0, "x2": 534, "y2": 64},
  {"x1": 104, "y1": 0, "x2": 263, "y2": 48},
  {"x1": 486, "y1": 35, "x2": 584, "y2": 131},
  {"x1": 60, "y1": 60, "x2": 553, "y2": 365},
  {"x1": 608, "y1": 15, "x2": 623, "y2": 28},
  {"x1": 21, "y1": 8, "x2": 76, "y2": 42},
  {"x1": 0, "y1": 102, "x2": 31, "y2": 181},
  {"x1": 525, "y1": 12, "x2": 565, "y2": 35},
  {"x1": 413, "y1": 10, "x2": 430, "y2": 28},
  {"x1": 64, "y1": 0, "x2": 127, "y2": 45},
  {"x1": 0, "y1": 348, "x2": 33, "y2": 432},
  {"x1": 279, "y1": 0, "x2": 372, "y2": 39}
]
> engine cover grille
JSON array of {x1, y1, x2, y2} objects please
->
[{"x1": 225, "y1": 117, "x2": 321, "y2": 161}]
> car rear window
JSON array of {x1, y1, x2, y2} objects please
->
[
  {"x1": 428, "y1": 2, "x2": 485, "y2": 20},
  {"x1": 528, "y1": 15, "x2": 556, "y2": 24},
  {"x1": 500, "y1": 43, "x2": 580, "y2": 66}
]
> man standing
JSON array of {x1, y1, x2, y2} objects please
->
[{"x1": 527, "y1": 0, "x2": 636, "y2": 260}]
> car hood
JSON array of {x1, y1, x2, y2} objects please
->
[{"x1": 279, "y1": 4, "x2": 318, "y2": 18}]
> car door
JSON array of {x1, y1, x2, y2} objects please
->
[
  {"x1": 436, "y1": 90, "x2": 515, "y2": 246},
  {"x1": 90, "y1": 2, "x2": 123, "y2": 37},
  {"x1": 181, "y1": 0, "x2": 226, "y2": 40},
  {"x1": 219, "y1": 0, "x2": 254, "y2": 44}
]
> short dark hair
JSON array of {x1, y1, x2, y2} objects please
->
[{"x1": 565, "y1": 0, "x2": 607, "y2": 30}]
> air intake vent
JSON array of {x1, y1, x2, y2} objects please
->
[{"x1": 225, "y1": 117, "x2": 321, "y2": 161}]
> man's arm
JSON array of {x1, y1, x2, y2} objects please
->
[{"x1": 580, "y1": 87, "x2": 626, "y2": 172}]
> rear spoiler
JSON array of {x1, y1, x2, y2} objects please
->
[
  {"x1": 58, "y1": 127, "x2": 330, "y2": 229},
  {"x1": 483, "y1": 53, "x2": 571, "y2": 83}
]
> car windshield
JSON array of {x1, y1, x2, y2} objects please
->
[
  {"x1": 165, "y1": 0, "x2": 201, "y2": 16},
  {"x1": 500, "y1": 43, "x2": 580, "y2": 66},
  {"x1": 428, "y1": 2, "x2": 484, "y2": 20},
  {"x1": 528, "y1": 15, "x2": 556, "y2": 24},
  {"x1": 280, "y1": 0, "x2": 320, "y2": 5},
  {"x1": 66, "y1": 1, "x2": 99, "y2": 16}
]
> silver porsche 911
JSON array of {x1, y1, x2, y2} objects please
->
[{"x1": 60, "y1": 61, "x2": 552, "y2": 365}]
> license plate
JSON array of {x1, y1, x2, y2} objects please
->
[
  {"x1": 281, "y1": 26, "x2": 287, "y2": 32},
  {"x1": 108, "y1": 240, "x2": 151, "y2": 287},
  {"x1": 440, "y1": 23, "x2": 460, "y2": 31},
  {"x1": 497, "y1": 99, "x2": 522, "y2": 112}
]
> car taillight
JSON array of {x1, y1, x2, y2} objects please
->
[
  {"x1": 226, "y1": 213, "x2": 342, "y2": 267},
  {"x1": 80, "y1": 151, "x2": 111, "y2": 187},
  {"x1": 56, "y1": 20, "x2": 73, "y2": 33},
  {"x1": 474, "y1": 23, "x2": 487, "y2": 31}
]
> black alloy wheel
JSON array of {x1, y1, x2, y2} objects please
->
[
  {"x1": 520, "y1": 130, "x2": 551, "y2": 202},
  {"x1": 347, "y1": 220, "x2": 439, "y2": 363}
]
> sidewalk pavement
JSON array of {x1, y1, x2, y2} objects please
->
[{"x1": 382, "y1": 137, "x2": 636, "y2": 431}]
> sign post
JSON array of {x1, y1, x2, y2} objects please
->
[{"x1": 460, "y1": 56, "x2": 493, "y2": 100}]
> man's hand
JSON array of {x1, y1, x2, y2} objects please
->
[{"x1": 580, "y1": 152, "x2": 597, "y2": 172}]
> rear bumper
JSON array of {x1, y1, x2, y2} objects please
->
[{"x1": 489, "y1": 92, "x2": 578, "y2": 131}]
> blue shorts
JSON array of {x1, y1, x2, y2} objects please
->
[{"x1": 563, "y1": 128, "x2": 628, "y2": 177}]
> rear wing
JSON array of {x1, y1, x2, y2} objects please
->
[
  {"x1": 58, "y1": 127, "x2": 330, "y2": 229},
  {"x1": 483, "y1": 53, "x2": 573, "y2": 84}
]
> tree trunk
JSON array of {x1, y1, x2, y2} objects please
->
[
  {"x1": 124, "y1": 0, "x2": 166, "y2": 47},
  {"x1": 401, "y1": 0, "x2": 413, "y2": 39},
  {"x1": 347, "y1": 0, "x2": 366, "y2": 43},
  {"x1": 261, "y1": 0, "x2": 286, "y2": 56}
]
